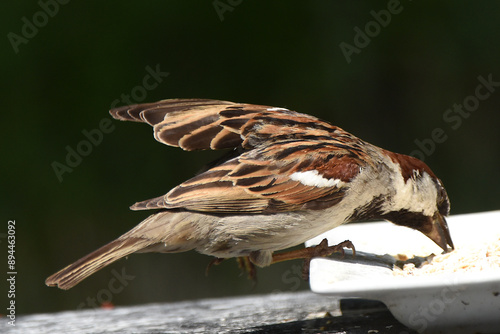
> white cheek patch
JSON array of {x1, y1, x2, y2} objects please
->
[
  {"x1": 386, "y1": 171, "x2": 438, "y2": 216},
  {"x1": 266, "y1": 107, "x2": 289, "y2": 112},
  {"x1": 290, "y1": 170, "x2": 344, "y2": 188}
]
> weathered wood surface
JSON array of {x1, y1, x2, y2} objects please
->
[{"x1": 2, "y1": 291, "x2": 414, "y2": 333}]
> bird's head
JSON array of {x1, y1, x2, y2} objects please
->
[{"x1": 381, "y1": 152, "x2": 454, "y2": 253}]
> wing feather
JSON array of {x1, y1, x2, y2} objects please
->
[
  {"x1": 111, "y1": 99, "x2": 370, "y2": 214},
  {"x1": 131, "y1": 142, "x2": 365, "y2": 214},
  {"x1": 110, "y1": 99, "x2": 345, "y2": 151}
]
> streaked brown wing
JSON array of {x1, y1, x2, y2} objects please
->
[
  {"x1": 131, "y1": 140, "x2": 365, "y2": 214},
  {"x1": 110, "y1": 99, "x2": 239, "y2": 150},
  {"x1": 109, "y1": 99, "x2": 346, "y2": 151},
  {"x1": 112, "y1": 99, "x2": 371, "y2": 213}
]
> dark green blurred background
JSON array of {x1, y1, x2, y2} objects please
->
[{"x1": 2, "y1": 1, "x2": 499, "y2": 315}]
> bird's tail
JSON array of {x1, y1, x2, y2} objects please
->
[
  {"x1": 45, "y1": 211, "x2": 198, "y2": 290},
  {"x1": 45, "y1": 237, "x2": 151, "y2": 290}
]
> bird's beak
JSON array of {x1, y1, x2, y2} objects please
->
[{"x1": 424, "y1": 213, "x2": 454, "y2": 253}]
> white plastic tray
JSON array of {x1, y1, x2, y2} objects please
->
[{"x1": 306, "y1": 211, "x2": 500, "y2": 333}]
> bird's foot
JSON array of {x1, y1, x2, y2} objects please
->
[
  {"x1": 301, "y1": 239, "x2": 356, "y2": 279},
  {"x1": 271, "y1": 238, "x2": 356, "y2": 280},
  {"x1": 206, "y1": 256, "x2": 257, "y2": 282},
  {"x1": 237, "y1": 256, "x2": 257, "y2": 282},
  {"x1": 205, "y1": 257, "x2": 225, "y2": 276}
]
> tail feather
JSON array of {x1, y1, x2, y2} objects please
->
[
  {"x1": 45, "y1": 237, "x2": 150, "y2": 290},
  {"x1": 46, "y1": 211, "x2": 198, "y2": 290}
]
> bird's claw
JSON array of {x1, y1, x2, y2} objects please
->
[
  {"x1": 237, "y1": 256, "x2": 257, "y2": 282},
  {"x1": 205, "y1": 257, "x2": 225, "y2": 276},
  {"x1": 302, "y1": 238, "x2": 356, "y2": 280}
]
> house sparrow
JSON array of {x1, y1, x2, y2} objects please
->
[{"x1": 46, "y1": 99, "x2": 454, "y2": 290}]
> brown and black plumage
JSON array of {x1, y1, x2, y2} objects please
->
[{"x1": 46, "y1": 99, "x2": 453, "y2": 290}]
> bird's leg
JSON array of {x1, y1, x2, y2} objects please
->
[
  {"x1": 271, "y1": 239, "x2": 356, "y2": 263},
  {"x1": 205, "y1": 257, "x2": 225, "y2": 276},
  {"x1": 271, "y1": 239, "x2": 356, "y2": 280},
  {"x1": 206, "y1": 256, "x2": 257, "y2": 282},
  {"x1": 237, "y1": 256, "x2": 257, "y2": 282}
]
